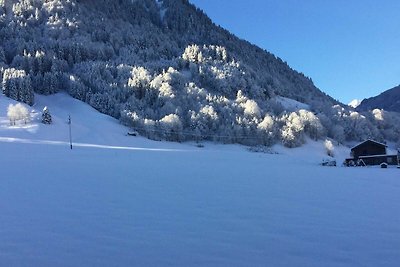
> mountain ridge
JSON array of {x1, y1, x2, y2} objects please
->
[
  {"x1": 1, "y1": 0, "x2": 399, "y2": 146},
  {"x1": 357, "y1": 85, "x2": 400, "y2": 113}
]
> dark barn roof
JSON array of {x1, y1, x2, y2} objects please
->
[
  {"x1": 350, "y1": 139, "x2": 388, "y2": 160},
  {"x1": 351, "y1": 139, "x2": 387, "y2": 151}
]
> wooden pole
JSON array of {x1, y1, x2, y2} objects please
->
[{"x1": 68, "y1": 115, "x2": 72, "y2": 150}]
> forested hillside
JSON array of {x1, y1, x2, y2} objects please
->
[
  {"x1": 1, "y1": 0, "x2": 399, "y2": 146},
  {"x1": 358, "y1": 85, "x2": 400, "y2": 113}
]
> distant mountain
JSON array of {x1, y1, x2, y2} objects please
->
[
  {"x1": 1, "y1": 0, "x2": 399, "y2": 146},
  {"x1": 348, "y1": 99, "x2": 362, "y2": 108},
  {"x1": 357, "y1": 85, "x2": 400, "y2": 112}
]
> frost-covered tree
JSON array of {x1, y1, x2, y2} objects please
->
[
  {"x1": 42, "y1": 106, "x2": 52, "y2": 124},
  {"x1": 7, "y1": 104, "x2": 18, "y2": 126},
  {"x1": 257, "y1": 114, "x2": 277, "y2": 146},
  {"x1": 324, "y1": 139, "x2": 335, "y2": 157},
  {"x1": 128, "y1": 66, "x2": 152, "y2": 99},
  {"x1": 159, "y1": 114, "x2": 183, "y2": 141},
  {"x1": 298, "y1": 110, "x2": 325, "y2": 140},
  {"x1": 7, "y1": 103, "x2": 29, "y2": 125},
  {"x1": 242, "y1": 99, "x2": 261, "y2": 118},
  {"x1": 280, "y1": 112, "x2": 306, "y2": 148}
]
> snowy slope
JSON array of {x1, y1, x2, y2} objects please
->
[
  {"x1": 275, "y1": 96, "x2": 310, "y2": 111},
  {"x1": 0, "y1": 93, "x2": 190, "y2": 151},
  {"x1": 0, "y1": 94, "x2": 400, "y2": 267}
]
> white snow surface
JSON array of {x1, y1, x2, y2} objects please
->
[
  {"x1": 0, "y1": 94, "x2": 400, "y2": 267},
  {"x1": 275, "y1": 96, "x2": 310, "y2": 111}
]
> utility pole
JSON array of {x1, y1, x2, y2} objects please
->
[{"x1": 68, "y1": 115, "x2": 72, "y2": 150}]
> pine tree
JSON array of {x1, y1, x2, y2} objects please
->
[
  {"x1": 41, "y1": 106, "x2": 52, "y2": 124},
  {"x1": 20, "y1": 76, "x2": 34, "y2": 106},
  {"x1": 0, "y1": 46, "x2": 5, "y2": 63}
]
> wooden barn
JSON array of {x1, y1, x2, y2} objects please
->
[
  {"x1": 345, "y1": 139, "x2": 399, "y2": 166},
  {"x1": 351, "y1": 139, "x2": 387, "y2": 158}
]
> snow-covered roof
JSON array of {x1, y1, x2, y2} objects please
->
[
  {"x1": 350, "y1": 139, "x2": 387, "y2": 150},
  {"x1": 359, "y1": 154, "x2": 396, "y2": 159}
]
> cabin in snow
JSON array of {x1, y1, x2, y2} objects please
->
[{"x1": 345, "y1": 139, "x2": 399, "y2": 166}]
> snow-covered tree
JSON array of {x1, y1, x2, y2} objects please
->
[
  {"x1": 42, "y1": 106, "x2": 52, "y2": 124},
  {"x1": 324, "y1": 139, "x2": 335, "y2": 157},
  {"x1": 2, "y1": 68, "x2": 34, "y2": 105},
  {"x1": 242, "y1": 99, "x2": 261, "y2": 118},
  {"x1": 7, "y1": 103, "x2": 29, "y2": 125},
  {"x1": 7, "y1": 104, "x2": 18, "y2": 125},
  {"x1": 159, "y1": 114, "x2": 183, "y2": 141},
  {"x1": 280, "y1": 112, "x2": 305, "y2": 148},
  {"x1": 257, "y1": 114, "x2": 277, "y2": 146}
]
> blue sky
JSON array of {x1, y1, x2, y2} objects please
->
[{"x1": 189, "y1": 0, "x2": 400, "y2": 104}]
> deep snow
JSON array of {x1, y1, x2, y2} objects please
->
[
  {"x1": 275, "y1": 96, "x2": 310, "y2": 112},
  {"x1": 0, "y1": 94, "x2": 399, "y2": 267}
]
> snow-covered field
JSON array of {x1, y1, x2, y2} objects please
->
[{"x1": 0, "y1": 94, "x2": 399, "y2": 267}]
